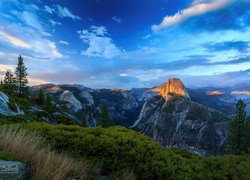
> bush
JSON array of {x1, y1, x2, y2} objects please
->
[
  {"x1": 0, "y1": 113, "x2": 42, "y2": 125},
  {"x1": 0, "y1": 127, "x2": 93, "y2": 179},
  {"x1": 23, "y1": 123, "x2": 250, "y2": 179},
  {"x1": 56, "y1": 114, "x2": 75, "y2": 125}
]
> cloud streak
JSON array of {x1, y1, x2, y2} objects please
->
[
  {"x1": 0, "y1": 30, "x2": 31, "y2": 48},
  {"x1": 152, "y1": 0, "x2": 233, "y2": 31}
]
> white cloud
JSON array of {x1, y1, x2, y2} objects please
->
[
  {"x1": 49, "y1": 19, "x2": 61, "y2": 27},
  {"x1": 152, "y1": 0, "x2": 234, "y2": 31},
  {"x1": 0, "y1": 64, "x2": 14, "y2": 73},
  {"x1": 48, "y1": 41, "x2": 63, "y2": 58},
  {"x1": 56, "y1": 5, "x2": 81, "y2": 20},
  {"x1": 0, "y1": 30, "x2": 31, "y2": 48},
  {"x1": 21, "y1": 11, "x2": 44, "y2": 32},
  {"x1": 78, "y1": 26, "x2": 122, "y2": 59},
  {"x1": 44, "y1": 5, "x2": 54, "y2": 14},
  {"x1": 59, "y1": 40, "x2": 69, "y2": 45},
  {"x1": 111, "y1": 16, "x2": 122, "y2": 23}
]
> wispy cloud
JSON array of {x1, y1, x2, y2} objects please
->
[
  {"x1": 44, "y1": 5, "x2": 54, "y2": 14},
  {"x1": 152, "y1": 0, "x2": 233, "y2": 31},
  {"x1": 204, "y1": 41, "x2": 250, "y2": 52},
  {"x1": 111, "y1": 16, "x2": 122, "y2": 23},
  {"x1": 59, "y1": 40, "x2": 69, "y2": 45},
  {"x1": 0, "y1": 64, "x2": 14, "y2": 73},
  {"x1": 48, "y1": 41, "x2": 63, "y2": 58},
  {"x1": 78, "y1": 26, "x2": 122, "y2": 59},
  {"x1": 0, "y1": 30, "x2": 31, "y2": 48},
  {"x1": 56, "y1": 5, "x2": 81, "y2": 20}
]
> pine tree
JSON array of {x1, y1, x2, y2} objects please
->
[
  {"x1": 3, "y1": 70, "x2": 16, "y2": 95},
  {"x1": 15, "y1": 55, "x2": 28, "y2": 97},
  {"x1": 98, "y1": 103, "x2": 111, "y2": 128},
  {"x1": 36, "y1": 89, "x2": 45, "y2": 105},
  {"x1": 227, "y1": 99, "x2": 249, "y2": 154},
  {"x1": 0, "y1": 77, "x2": 3, "y2": 91},
  {"x1": 44, "y1": 94, "x2": 54, "y2": 112}
]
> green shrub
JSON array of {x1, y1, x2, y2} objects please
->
[
  {"x1": 56, "y1": 114, "x2": 75, "y2": 125},
  {"x1": 23, "y1": 122, "x2": 250, "y2": 179},
  {"x1": 0, "y1": 113, "x2": 42, "y2": 125}
]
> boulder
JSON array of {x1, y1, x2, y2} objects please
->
[
  {"x1": 0, "y1": 160, "x2": 29, "y2": 180},
  {"x1": 59, "y1": 90, "x2": 82, "y2": 113}
]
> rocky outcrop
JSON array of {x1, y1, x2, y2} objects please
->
[
  {"x1": 150, "y1": 78, "x2": 190, "y2": 100},
  {"x1": 79, "y1": 91, "x2": 94, "y2": 107},
  {"x1": 59, "y1": 90, "x2": 82, "y2": 113},
  {"x1": 133, "y1": 96, "x2": 228, "y2": 156},
  {"x1": 0, "y1": 92, "x2": 24, "y2": 116},
  {"x1": 0, "y1": 160, "x2": 29, "y2": 180},
  {"x1": 133, "y1": 78, "x2": 229, "y2": 156}
]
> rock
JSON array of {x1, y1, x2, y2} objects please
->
[
  {"x1": 79, "y1": 91, "x2": 94, "y2": 106},
  {"x1": 59, "y1": 90, "x2": 82, "y2": 113},
  {"x1": 0, "y1": 160, "x2": 29, "y2": 180},
  {"x1": 133, "y1": 96, "x2": 229, "y2": 156},
  {"x1": 0, "y1": 92, "x2": 24, "y2": 116},
  {"x1": 159, "y1": 78, "x2": 190, "y2": 99},
  {"x1": 133, "y1": 78, "x2": 229, "y2": 156}
]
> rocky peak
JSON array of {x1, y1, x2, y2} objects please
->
[{"x1": 160, "y1": 78, "x2": 190, "y2": 100}]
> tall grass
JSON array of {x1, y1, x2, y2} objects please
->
[{"x1": 0, "y1": 127, "x2": 92, "y2": 180}]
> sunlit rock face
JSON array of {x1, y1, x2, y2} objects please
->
[
  {"x1": 0, "y1": 92, "x2": 24, "y2": 116},
  {"x1": 162, "y1": 78, "x2": 190, "y2": 99},
  {"x1": 150, "y1": 78, "x2": 190, "y2": 100},
  {"x1": 132, "y1": 79, "x2": 229, "y2": 156}
]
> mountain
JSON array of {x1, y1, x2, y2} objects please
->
[
  {"x1": 28, "y1": 79, "x2": 250, "y2": 156},
  {"x1": 132, "y1": 78, "x2": 229, "y2": 156},
  {"x1": 30, "y1": 85, "x2": 155, "y2": 126}
]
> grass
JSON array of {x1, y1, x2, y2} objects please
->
[{"x1": 0, "y1": 126, "x2": 94, "y2": 180}]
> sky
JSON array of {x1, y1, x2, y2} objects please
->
[{"x1": 0, "y1": 0, "x2": 250, "y2": 89}]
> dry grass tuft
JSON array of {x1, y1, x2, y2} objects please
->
[{"x1": 0, "y1": 126, "x2": 92, "y2": 180}]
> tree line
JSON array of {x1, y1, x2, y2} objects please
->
[{"x1": 0, "y1": 55, "x2": 28, "y2": 98}]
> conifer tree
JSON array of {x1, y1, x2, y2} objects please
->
[
  {"x1": 15, "y1": 55, "x2": 28, "y2": 97},
  {"x1": 98, "y1": 103, "x2": 111, "y2": 128},
  {"x1": 44, "y1": 94, "x2": 54, "y2": 112},
  {"x1": 227, "y1": 99, "x2": 249, "y2": 154},
  {"x1": 36, "y1": 89, "x2": 45, "y2": 105},
  {"x1": 3, "y1": 70, "x2": 16, "y2": 95},
  {"x1": 0, "y1": 77, "x2": 3, "y2": 91}
]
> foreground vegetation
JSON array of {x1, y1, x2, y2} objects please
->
[
  {"x1": 17, "y1": 122, "x2": 249, "y2": 179},
  {"x1": 0, "y1": 126, "x2": 92, "y2": 179}
]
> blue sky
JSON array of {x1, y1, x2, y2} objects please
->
[{"x1": 0, "y1": 0, "x2": 250, "y2": 89}]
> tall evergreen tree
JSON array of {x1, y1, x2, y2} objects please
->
[
  {"x1": 0, "y1": 77, "x2": 3, "y2": 91},
  {"x1": 44, "y1": 94, "x2": 54, "y2": 112},
  {"x1": 36, "y1": 89, "x2": 45, "y2": 105},
  {"x1": 98, "y1": 103, "x2": 111, "y2": 128},
  {"x1": 3, "y1": 70, "x2": 16, "y2": 95},
  {"x1": 15, "y1": 55, "x2": 28, "y2": 97},
  {"x1": 227, "y1": 99, "x2": 249, "y2": 154}
]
